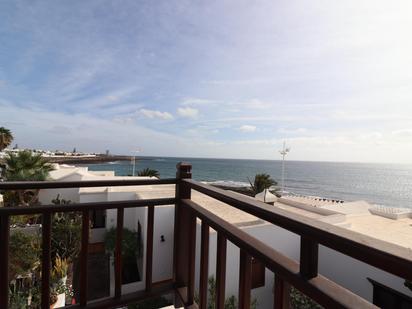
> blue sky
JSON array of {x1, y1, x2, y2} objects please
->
[{"x1": 1, "y1": 1, "x2": 412, "y2": 163}]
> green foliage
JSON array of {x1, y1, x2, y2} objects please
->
[
  {"x1": 290, "y1": 286, "x2": 323, "y2": 309},
  {"x1": 51, "y1": 256, "x2": 68, "y2": 280},
  {"x1": 105, "y1": 227, "x2": 142, "y2": 259},
  {"x1": 137, "y1": 168, "x2": 160, "y2": 178},
  {"x1": 248, "y1": 173, "x2": 278, "y2": 196},
  {"x1": 4, "y1": 150, "x2": 54, "y2": 182},
  {"x1": 195, "y1": 276, "x2": 258, "y2": 309},
  {"x1": 9, "y1": 230, "x2": 41, "y2": 279},
  {"x1": 3, "y1": 150, "x2": 55, "y2": 206},
  {"x1": 51, "y1": 195, "x2": 81, "y2": 262},
  {"x1": 8, "y1": 290, "x2": 28, "y2": 309},
  {"x1": 0, "y1": 126, "x2": 13, "y2": 151}
]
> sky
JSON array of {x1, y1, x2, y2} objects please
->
[{"x1": 1, "y1": 0, "x2": 412, "y2": 163}]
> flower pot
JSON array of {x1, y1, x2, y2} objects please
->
[{"x1": 53, "y1": 293, "x2": 66, "y2": 308}]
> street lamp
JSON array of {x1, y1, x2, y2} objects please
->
[
  {"x1": 131, "y1": 149, "x2": 141, "y2": 176},
  {"x1": 279, "y1": 141, "x2": 290, "y2": 195}
]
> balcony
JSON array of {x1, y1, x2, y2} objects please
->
[{"x1": 0, "y1": 162, "x2": 411, "y2": 308}]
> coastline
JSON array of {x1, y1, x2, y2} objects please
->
[{"x1": 43, "y1": 155, "x2": 131, "y2": 165}]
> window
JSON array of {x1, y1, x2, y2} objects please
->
[{"x1": 91, "y1": 209, "x2": 106, "y2": 229}]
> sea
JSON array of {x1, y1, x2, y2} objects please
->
[{"x1": 82, "y1": 157, "x2": 412, "y2": 209}]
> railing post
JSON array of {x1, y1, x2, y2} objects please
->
[
  {"x1": 145, "y1": 205, "x2": 154, "y2": 292},
  {"x1": 0, "y1": 215, "x2": 9, "y2": 309},
  {"x1": 174, "y1": 162, "x2": 194, "y2": 306},
  {"x1": 300, "y1": 236, "x2": 318, "y2": 279},
  {"x1": 199, "y1": 221, "x2": 210, "y2": 309},
  {"x1": 114, "y1": 208, "x2": 124, "y2": 298},
  {"x1": 275, "y1": 277, "x2": 291, "y2": 309},
  {"x1": 215, "y1": 233, "x2": 227, "y2": 309},
  {"x1": 238, "y1": 250, "x2": 252, "y2": 309},
  {"x1": 41, "y1": 213, "x2": 52, "y2": 309},
  {"x1": 79, "y1": 210, "x2": 90, "y2": 306}
]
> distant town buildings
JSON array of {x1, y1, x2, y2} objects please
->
[{"x1": 0, "y1": 147, "x2": 102, "y2": 159}]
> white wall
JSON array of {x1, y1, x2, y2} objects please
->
[
  {"x1": 38, "y1": 174, "x2": 83, "y2": 204},
  {"x1": 80, "y1": 192, "x2": 108, "y2": 243},
  {"x1": 39, "y1": 187, "x2": 80, "y2": 204},
  {"x1": 152, "y1": 205, "x2": 175, "y2": 282}
]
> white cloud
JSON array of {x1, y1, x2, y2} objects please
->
[
  {"x1": 278, "y1": 128, "x2": 308, "y2": 134},
  {"x1": 139, "y1": 108, "x2": 173, "y2": 120},
  {"x1": 181, "y1": 97, "x2": 218, "y2": 106},
  {"x1": 237, "y1": 99, "x2": 272, "y2": 110},
  {"x1": 177, "y1": 107, "x2": 199, "y2": 119},
  {"x1": 239, "y1": 125, "x2": 257, "y2": 133},
  {"x1": 392, "y1": 129, "x2": 412, "y2": 138},
  {"x1": 106, "y1": 95, "x2": 119, "y2": 102}
]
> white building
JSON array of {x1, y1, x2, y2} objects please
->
[{"x1": 38, "y1": 164, "x2": 412, "y2": 307}]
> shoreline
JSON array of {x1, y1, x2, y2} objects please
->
[{"x1": 43, "y1": 155, "x2": 131, "y2": 164}]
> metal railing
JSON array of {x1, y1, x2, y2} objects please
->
[{"x1": 0, "y1": 162, "x2": 411, "y2": 308}]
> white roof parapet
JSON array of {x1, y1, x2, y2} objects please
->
[
  {"x1": 255, "y1": 189, "x2": 278, "y2": 203},
  {"x1": 370, "y1": 205, "x2": 412, "y2": 220}
]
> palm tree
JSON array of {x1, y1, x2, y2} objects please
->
[
  {"x1": 248, "y1": 173, "x2": 278, "y2": 196},
  {"x1": 4, "y1": 150, "x2": 55, "y2": 206},
  {"x1": 137, "y1": 168, "x2": 160, "y2": 178},
  {"x1": 0, "y1": 127, "x2": 13, "y2": 151}
]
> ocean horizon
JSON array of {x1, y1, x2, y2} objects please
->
[{"x1": 81, "y1": 156, "x2": 412, "y2": 209}]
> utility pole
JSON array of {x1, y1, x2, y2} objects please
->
[
  {"x1": 131, "y1": 149, "x2": 141, "y2": 176},
  {"x1": 279, "y1": 141, "x2": 290, "y2": 195}
]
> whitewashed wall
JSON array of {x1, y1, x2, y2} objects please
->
[
  {"x1": 152, "y1": 205, "x2": 175, "y2": 282},
  {"x1": 38, "y1": 173, "x2": 83, "y2": 204}
]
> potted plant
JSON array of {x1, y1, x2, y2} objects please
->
[
  {"x1": 52, "y1": 256, "x2": 68, "y2": 285},
  {"x1": 51, "y1": 256, "x2": 69, "y2": 308}
]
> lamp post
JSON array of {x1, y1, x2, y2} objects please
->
[
  {"x1": 131, "y1": 149, "x2": 141, "y2": 176},
  {"x1": 279, "y1": 141, "x2": 290, "y2": 195}
]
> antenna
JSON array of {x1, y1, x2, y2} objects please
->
[{"x1": 279, "y1": 141, "x2": 290, "y2": 195}]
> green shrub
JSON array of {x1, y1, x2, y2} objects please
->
[
  {"x1": 290, "y1": 286, "x2": 323, "y2": 309},
  {"x1": 9, "y1": 230, "x2": 41, "y2": 279},
  {"x1": 105, "y1": 227, "x2": 142, "y2": 258}
]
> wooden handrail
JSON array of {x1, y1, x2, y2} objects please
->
[
  {"x1": 182, "y1": 198, "x2": 377, "y2": 309},
  {"x1": 0, "y1": 198, "x2": 176, "y2": 215},
  {"x1": 184, "y1": 179, "x2": 412, "y2": 281},
  {"x1": 0, "y1": 178, "x2": 176, "y2": 190}
]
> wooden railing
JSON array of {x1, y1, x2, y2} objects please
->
[
  {"x1": 0, "y1": 162, "x2": 411, "y2": 308},
  {"x1": 174, "y1": 163, "x2": 412, "y2": 309},
  {"x1": 0, "y1": 178, "x2": 177, "y2": 309}
]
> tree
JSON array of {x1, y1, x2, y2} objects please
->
[
  {"x1": 0, "y1": 127, "x2": 13, "y2": 151},
  {"x1": 137, "y1": 168, "x2": 160, "y2": 178},
  {"x1": 248, "y1": 173, "x2": 278, "y2": 196},
  {"x1": 4, "y1": 150, "x2": 55, "y2": 206}
]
